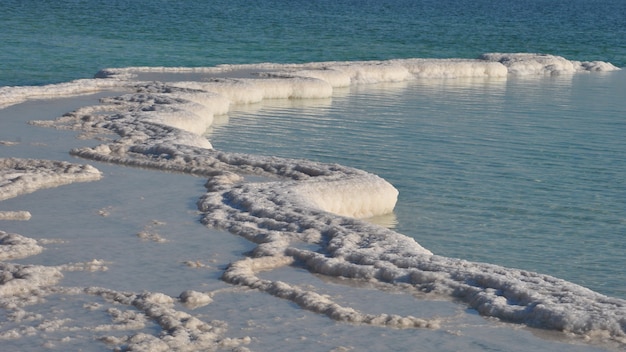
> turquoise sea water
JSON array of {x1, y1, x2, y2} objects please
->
[
  {"x1": 1, "y1": 0, "x2": 625, "y2": 86},
  {"x1": 1, "y1": 1, "x2": 626, "y2": 350}
]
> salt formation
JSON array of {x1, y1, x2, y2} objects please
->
[
  {"x1": 0, "y1": 158, "x2": 102, "y2": 201},
  {"x1": 479, "y1": 53, "x2": 620, "y2": 75},
  {"x1": 0, "y1": 232, "x2": 42, "y2": 261},
  {"x1": 179, "y1": 290, "x2": 214, "y2": 309},
  {"x1": 91, "y1": 53, "x2": 619, "y2": 85},
  {"x1": 0, "y1": 157, "x2": 250, "y2": 349},
  {"x1": 0, "y1": 263, "x2": 63, "y2": 305},
  {"x1": 0, "y1": 78, "x2": 123, "y2": 109},
  {"x1": 85, "y1": 288, "x2": 251, "y2": 351},
  {"x1": 1, "y1": 54, "x2": 624, "y2": 349},
  {"x1": 0, "y1": 211, "x2": 31, "y2": 221}
]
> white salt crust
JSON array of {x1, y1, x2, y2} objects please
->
[
  {"x1": 0, "y1": 158, "x2": 102, "y2": 202},
  {"x1": 0, "y1": 54, "x2": 624, "y2": 350}
]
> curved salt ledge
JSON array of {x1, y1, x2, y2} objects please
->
[
  {"x1": 91, "y1": 52, "x2": 619, "y2": 85},
  {"x1": 2, "y1": 54, "x2": 625, "y2": 347},
  {"x1": 0, "y1": 78, "x2": 124, "y2": 109},
  {"x1": 0, "y1": 53, "x2": 620, "y2": 111}
]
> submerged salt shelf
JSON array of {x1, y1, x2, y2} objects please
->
[{"x1": 0, "y1": 54, "x2": 624, "y2": 351}]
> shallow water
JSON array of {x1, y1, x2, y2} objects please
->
[
  {"x1": 0, "y1": 93, "x2": 614, "y2": 351},
  {"x1": 209, "y1": 70, "x2": 626, "y2": 300},
  {"x1": 0, "y1": 116, "x2": 604, "y2": 351},
  {"x1": 1, "y1": 57, "x2": 624, "y2": 350}
]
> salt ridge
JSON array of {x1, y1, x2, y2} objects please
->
[{"x1": 1, "y1": 54, "x2": 624, "y2": 349}]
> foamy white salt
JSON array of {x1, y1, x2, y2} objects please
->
[{"x1": 1, "y1": 53, "x2": 624, "y2": 350}]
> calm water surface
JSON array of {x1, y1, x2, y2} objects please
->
[
  {"x1": 209, "y1": 70, "x2": 626, "y2": 299},
  {"x1": 1, "y1": 0, "x2": 624, "y2": 86}
]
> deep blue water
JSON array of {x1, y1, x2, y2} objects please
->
[{"x1": 1, "y1": 0, "x2": 624, "y2": 86}]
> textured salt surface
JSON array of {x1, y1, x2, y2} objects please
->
[{"x1": 0, "y1": 54, "x2": 623, "y2": 351}]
